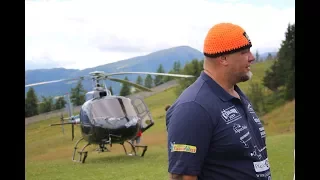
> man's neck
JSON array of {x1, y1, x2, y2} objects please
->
[{"x1": 204, "y1": 69, "x2": 238, "y2": 97}]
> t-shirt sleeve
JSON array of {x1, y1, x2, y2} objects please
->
[{"x1": 167, "y1": 102, "x2": 213, "y2": 176}]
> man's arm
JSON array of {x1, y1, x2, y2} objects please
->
[
  {"x1": 166, "y1": 102, "x2": 213, "y2": 179},
  {"x1": 169, "y1": 173, "x2": 197, "y2": 180}
]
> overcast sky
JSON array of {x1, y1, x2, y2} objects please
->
[{"x1": 25, "y1": 0, "x2": 295, "y2": 70}]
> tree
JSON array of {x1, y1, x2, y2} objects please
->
[
  {"x1": 262, "y1": 60, "x2": 282, "y2": 92},
  {"x1": 163, "y1": 60, "x2": 182, "y2": 83},
  {"x1": 173, "y1": 61, "x2": 181, "y2": 73},
  {"x1": 55, "y1": 96, "x2": 66, "y2": 110},
  {"x1": 108, "y1": 86, "x2": 113, "y2": 95},
  {"x1": 175, "y1": 59, "x2": 203, "y2": 97},
  {"x1": 70, "y1": 80, "x2": 86, "y2": 106},
  {"x1": 246, "y1": 82, "x2": 266, "y2": 116},
  {"x1": 136, "y1": 75, "x2": 143, "y2": 85},
  {"x1": 262, "y1": 23, "x2": 295, "y2": 101},
  {"x1": 133, "y1": 75, "x2": 144, "y2": 93},
  {"x1": 281, "y1": 23, "x2": 295, "y2": 100},
  {"x1": 39, "y1": 96, "x2": 54, "y2": 113},
  {"x1": 266, "y1": 53, "x2": 273, "y2": 60},
  {"x1": 154, "y1": 64, "x2": 165, "y2": 86},
  {"x1": 25, "y1": 87, "x2": 38, "y2": 117},
  {"x1": 119, "y1": 76, "x2": 131, "y2": 96},
  {"x1": 144, "y1": 74, "x2": 153, "y2": 88},
  {"x1": 255, "y1": 50, "x2": 260, "y2": 62}
]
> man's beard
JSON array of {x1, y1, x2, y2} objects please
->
[{"x1": 239, "y1": 71, "x2": 253, "y2": 82}]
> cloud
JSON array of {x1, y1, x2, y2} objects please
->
[{"x1": 25, "y1": 0, "x2": 295, "y2": 70}]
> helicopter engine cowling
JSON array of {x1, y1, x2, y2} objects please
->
[{"x1": 79, "y1": 95, "x2": 142, "y2": 144}]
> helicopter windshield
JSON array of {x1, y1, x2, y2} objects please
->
[{"x1": 84, "y1": 96, "x2": 139, "y2": 125}]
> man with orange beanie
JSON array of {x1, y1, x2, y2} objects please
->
[{"x1": 166, "y1": 23, "x2": 271, "y2": 180}]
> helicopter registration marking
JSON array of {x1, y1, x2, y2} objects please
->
[{"x1": 170, "y1": 142, "x2": 197, "y2": 153}]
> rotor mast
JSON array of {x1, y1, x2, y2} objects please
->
[{"x1": 89, "y1": 71, "x2": 111, "y2": 96}]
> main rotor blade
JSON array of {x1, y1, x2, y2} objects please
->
[
  {"x1": 105, "y1": 72, "x2": 195, "y2": 78},
  {"x1": 25, "y1": 77, "x2": 86, "y2": 88},
  {"x1": 107, "y1": 77, "x2": 153, "y2": 92}
]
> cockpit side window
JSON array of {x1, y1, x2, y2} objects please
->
[{"x1": 80, "y1": 109, "x2": 91, "y2": 124}]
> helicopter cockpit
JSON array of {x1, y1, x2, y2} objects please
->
[{"x1": 81, "y1": 96, "x2": 141, "y2": 130}]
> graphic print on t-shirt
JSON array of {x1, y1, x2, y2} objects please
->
[
  {"x1": 233, "y1": 123, "x2": 248, "y2": 134},
  {"x1": 245, "y1": 102, "x2": 271, "y2": 179},
  {"x1": 230, "y1": 122, "x2": 252, "y2": 148},
  {"x1": 221, "y1": 105, "x2": 242, "y2": 124},
  {"x1": 248, "y1": 103, "x2": 262, "y2": 124},
  {"x1": 247, "y1": 103, "x2": 267, "y2": 139},
  {"x1": 254, "y1": 157, "x2": 271, "y2": 179},
  {"x1": 251, "y1": 145, "x2": 266, "y2": 160}
]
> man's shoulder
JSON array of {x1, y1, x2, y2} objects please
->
[
  {"x1": 176, "y1": 79, "x2": 220, "y2": 110},
  {"x1": 168, "y1": 80, "x2": 220, "y2": 117},
  {"x1": 177, "y1": 78, "x2": 220, "y2": 108}
]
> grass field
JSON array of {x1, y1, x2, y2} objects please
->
[{"x1": 26, "y1": 60, "x2": 295, "y2": 180}]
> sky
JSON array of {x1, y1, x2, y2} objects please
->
[{"x1": 25, "y1": 0, "x2": 295, "y2": 70}]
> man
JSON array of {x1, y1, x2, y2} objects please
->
[{"x1": 166, "y1": 22, "x2": 271, "y2": 180}]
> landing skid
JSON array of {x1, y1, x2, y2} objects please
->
[
  {"x1": 72, "y1": 137, "x2": 91, "y2": 163},
  {"x1": 120, "y1": 140, "x2": 148, "y2": 157},
  {"x1": 71, "y1": 138, "x2": 148, "y2": 163}
]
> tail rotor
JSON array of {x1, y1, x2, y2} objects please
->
[{"x1": 50, "y1": 113, "x2": 76, "y2": 141}]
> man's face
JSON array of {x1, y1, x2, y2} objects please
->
[{"x1": 225, "y1": 48, "x2": 255, "y2": 83}]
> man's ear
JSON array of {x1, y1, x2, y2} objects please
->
[{"x1": 219, "y1": 55, "x2": 228, "y2": 66}]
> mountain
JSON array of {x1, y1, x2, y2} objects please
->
[
  {"x1": 25, "y1": 46, "x2": 204, "y2": 98},
  {"x1": 25, "y1": 46, "x2": 278, "y2": 99}
]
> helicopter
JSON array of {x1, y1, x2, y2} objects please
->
[{"x1": 25, "y1": 70, "x2": 194, "y2": 163}]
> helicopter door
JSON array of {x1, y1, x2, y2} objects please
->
[{"x1": 131, "y1": 97, "x2": 154, "y2": 133}]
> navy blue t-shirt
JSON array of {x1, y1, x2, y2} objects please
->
[{"x1": 166, "y1": 71, "x2": 271, "y2": 180}]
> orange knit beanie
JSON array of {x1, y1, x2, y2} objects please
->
[{"x1": 203, "y1": 23, "x2": 252, "y2": 58}]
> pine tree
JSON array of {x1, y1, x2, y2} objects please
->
[
  {"x1": 266, "y1": 53, "x2": 273, "y2": 60},
  {"x1": 70, "y1": 80, "x2": 86, "y2": 106},
  {"x1": 173, "y1": 61, "x2": 181, "y2": 73},
  {"x1": 25, "y1": 87, "x2": 39, "y2": 117},
  {"x1": 39, "y1": 96, "x2": 54, "y2": 113},
  {"x1": 119, "y1": 76, "x2": 131, "y2": 96},
  {"x1": 144, "y1": 74, "x2": 153, "y2": 88},
  {"x1": 55, "y1": 96, "x2": 66, "y2": 110},
  {"x1": 175, "y1": 59, "x2": 202, "y2": 97},
  {"x1": 108, "y1": 86, "x2": 113, "y2": 95},
  {"x1": 134, "y1": 75, "x2": 144, "y2": 93},
  {"x1": 255, "y1": 50, "x2": 260, "y2": 62},
  {"x1": 136, "y1": 75, "x2": 143, "y2": 85},
  {"x1": 154, "y1": 64, "x2": 165, "y2": 86},
  {"x1": 262, "y1": 23, "x2": 295, "y2": 99}
]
